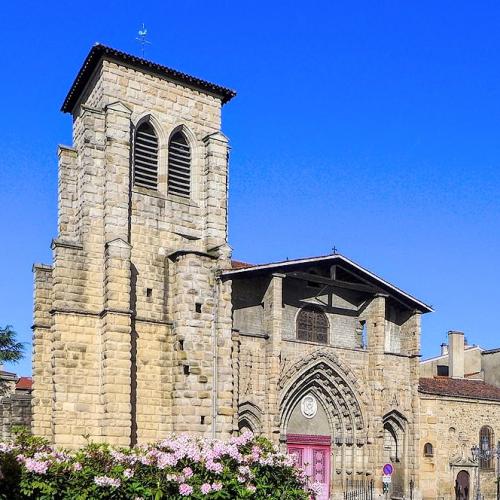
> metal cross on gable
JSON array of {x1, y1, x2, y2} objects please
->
[{"x1": 136, "y1": 23, "x2": 151, "y2": 57}]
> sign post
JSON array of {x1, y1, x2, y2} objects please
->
[{"x1": 382, "y1": 464, "x2": 393, "y2": 498}]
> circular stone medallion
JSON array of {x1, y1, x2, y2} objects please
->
[{"x1": 301, "y1": 394, "x2": 318, "y2": 419}]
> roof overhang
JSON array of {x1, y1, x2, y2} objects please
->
[
  {"x1": 62, "y1": 44, "x2": 236, "y2": 113},
  {"x1": 222, "y1": 253, "x2": 433, "y2": 313}
]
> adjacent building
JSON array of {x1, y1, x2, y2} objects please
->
[{"x1": 0, "y1": 368, "x2": 32, "y2": 440}]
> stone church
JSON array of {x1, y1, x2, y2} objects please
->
[{"x1": 31, "y1": 44, "x2": 500, "y2": 499}]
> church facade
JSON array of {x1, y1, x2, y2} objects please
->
[{"x1": 32, "y1": 45, "x2": 500, "y2": 499}]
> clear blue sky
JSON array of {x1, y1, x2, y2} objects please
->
[{"x1": 1, "y1": 1, "x2": 499, "y2": 376}]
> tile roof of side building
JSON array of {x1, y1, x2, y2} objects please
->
[
  {"x1": 62, "y1": 44, "x2": 237, "y2": 114},
  {"x1": 419, "y1": 377, "x2": 500, "y2": 402},
  {"x1": 231, "y1": 260, "x2": 254, "y2": 270},
  {"x1": 15, "y1": 377, "x2": 33, "y2": 391}
]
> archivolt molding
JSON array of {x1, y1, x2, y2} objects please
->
[
  {"x1": 133, "y1": 113, "x2": 166, "y2": 143},
  {"x1": 279, "y1": 349, "x2": 368, "y2": 440},
  {"x1": 279, "y1": 349, "x2": 369, "y2": 407},
  {"x1": 383, "y1": 409, "x2": 407, "y2": 430},
  {"x1": 238, "y1": 400, "x2": 263, "y2": 434}
]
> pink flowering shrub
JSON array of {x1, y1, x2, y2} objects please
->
[{"x1": 0, "y1": 428, "x2": 316, "y2": 499}]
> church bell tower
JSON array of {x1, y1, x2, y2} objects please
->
[{"x1": 32, "y1": 44, "x2": 236, "y2": 447}]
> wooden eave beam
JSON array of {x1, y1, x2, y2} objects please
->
[
  {"x1": 286, "y1": 271, "x2": 382, "y2": 294},
  {"x1": 287, "y1": 271, "x2": 416, "y2": 311}
]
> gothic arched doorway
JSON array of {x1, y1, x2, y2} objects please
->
[
  {"x1": 455, "y1": 470, "x2": 470, "y2": 500},
  {"x1": 383, "y1": 411, "x2": 407, "y2": 498},
  {"x1": 279, "y1": 352, "x2": 368, "y2": 499}
]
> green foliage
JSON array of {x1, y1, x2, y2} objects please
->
[
  {"x1": 0, "y1": 431, "x2": 317, "y2": 500},
  {"x1": 0, "y1": 325, "x2": 24, "y2": 364}
]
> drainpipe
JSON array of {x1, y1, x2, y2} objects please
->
[{"x1": 211, "y1": 274, "x2": 221, "y2": 438}]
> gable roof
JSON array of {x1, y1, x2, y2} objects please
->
[
  {"x1": 223, "y1": 253, "x2": 432, "y2": 313},
  {"x1": 419, "y1": 377, "x2": 500, "y2": 402},
  {"x1": 62, "y1": 44, "x2": 236, "y2": 113}
]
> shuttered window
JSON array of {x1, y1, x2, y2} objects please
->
[
  {"x1": 168, "y1": 131, "x2": 191, "y2": 198},
  {"x1": 296, "y1": 306, "x2": 329, "y2": 344},
  {"x1": 134, "y1": 122, "x2": 158, "y2": 189}
]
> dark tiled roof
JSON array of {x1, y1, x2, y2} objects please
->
[
  {"x1": 62, "y1": 44, "x2": 236, "y2": 113},
  {"x1": 15, "y1": 377, "x2": 33, "y2": 391},
  {"x1": 419, "y1": 377, "x2": 500, "y2": 402}
]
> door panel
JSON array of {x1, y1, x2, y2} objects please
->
[
  {"x1": 455, "y1": 470, "x2": 470, "y2": 500},
  {"x1": 287, "y1": 440, "x2": 330, "y2": 500},
  {"x1": 288, "y1": 447, "x2": 304, "y2": 468}
]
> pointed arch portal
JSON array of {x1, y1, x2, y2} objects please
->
[{"x1": 279, "y1": 350, "x2": 369, "y2": 492}]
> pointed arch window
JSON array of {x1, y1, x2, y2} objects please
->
[
  {"x1": 168, "y1": 131, "x2": 191, "y2": 198},
  {"x1": 479, "y1": 426, "x2": 494, "y2": 469},
  {"x1": 133, "y1": 121, "x2": 159, "y2": 189},
  {"x1": 296, "y1": 306, "x2": 329, "y2": 344}
]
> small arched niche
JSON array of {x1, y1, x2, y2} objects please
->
[{"x1": 423, "y1": 442, "x2": 434, "y2": 457}]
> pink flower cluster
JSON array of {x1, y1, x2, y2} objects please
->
[
  {"x1": 1, "y1": 429, "x2": 315, "y2": 498},
  {"x1": 24, "y1": 458, "x2": 50, "y2": 475},
  {"x1": 94, "y1": 475, "x2": 121, "y2": 488},
  {"x1": 199, "y1": 482, "x2": 223, "y2": 495}
]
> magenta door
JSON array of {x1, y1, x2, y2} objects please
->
[{"x1": 288, "y1": 434, "x2": 331, "y2": 500}]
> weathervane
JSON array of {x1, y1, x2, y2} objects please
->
[{"x1": 136, "y1": 23, "x2": 151, "y2": 57}]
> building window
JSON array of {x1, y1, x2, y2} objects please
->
[
  {"x1": 168, "y1": 131, "x2": 191, "y2": 197},
  {"x1": 424, "y1": 442, "x2": 434, "y2": 457},
  {"x1": 296, "y1": 306, "x2": 328, "y2": 344},
  {"x1": 133, "y1": 121, "x2": 159, "y2": 189},
  {"x1": 437, "y1": 365, "x2": 449, "y2": 377},
  {"x1": 479, "y1": 426, "x2": 494, "y2": 469}
]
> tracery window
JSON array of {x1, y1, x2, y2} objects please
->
[
  {"x1": 168, "y1": 131, "x2": 191, "y2": 197},
  {"x1": 479, "y1": 426, "x2": 494, "y2": 469},
  {"x1": 133, "y1": 121, "x2": 159, "y2": 189},
  {"x1": 296, "y1": 306, "x2": 328, "y2": 344}
]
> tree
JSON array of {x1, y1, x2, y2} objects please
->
[{"x1": 0, "y1": 325, "x2": 24, "y2": 395}]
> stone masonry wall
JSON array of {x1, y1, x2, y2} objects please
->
[
  {"x1": 0, "y1": 394, "x2": 32, "y2": 441},
  {"x1": 233, "y1": 285, "x2": 422, "y2": 498},
  {"x1": 419, "y1": 395, "x2": 500, "y2": 500},
  {"x1": 32, "y1": 53, "x2": 234, "y2": 447}
]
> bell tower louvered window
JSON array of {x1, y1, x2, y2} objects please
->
[
  {"x1": 168, "y1": 131, "x2": 191, "y2": 198},
  {"x1": 134, "y1": 121, "x2": 158, "y2": 189},
  {"x1": 296, "y1": 306, "x2": 329, "y2": 344}
]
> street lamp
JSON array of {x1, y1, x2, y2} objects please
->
[{"x1": 471, "y1": 438, "x2": 500, "y2": 500}]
